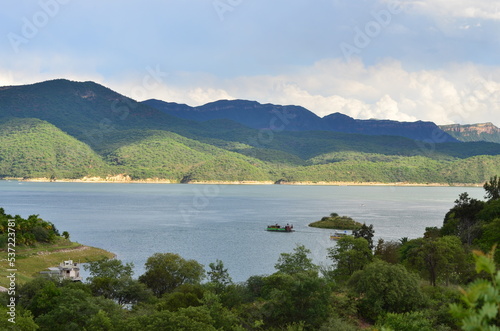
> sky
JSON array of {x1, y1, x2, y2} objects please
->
[{"x1": 0, "y1": 0, "x2": 499, "y2": 125}]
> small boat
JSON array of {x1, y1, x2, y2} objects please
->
[
  {"x1": 266, "y1": 224, "x2": 294, "y2": 232},
  {"x1": 330, "y1": 230, "x2": 349, "y2": 240}
]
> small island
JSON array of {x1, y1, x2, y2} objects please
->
[{"x1": 308, "y1": 212, "x2": 362, "y2": 230}]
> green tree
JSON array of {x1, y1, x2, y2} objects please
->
[
  {"x1": 484, "y1": 175, "x2": 500, "y2": 201},
  {"x1": 274, "y1": 244, "x2": 318, "y2": 275},
  {"x1": 374, "y1": 238, "x2": 401, "y2": 264},
  {"x1": 375, "y1": 311, "x2": 434, "y2": 331},
  {"x1": 122, "y1": 306, "x2": 217, "y2": 331},
  {"x1": 85, "y1": 258, "x2": 150, "y2": 305},
  {"x1": 477, "y1": 218, "x2": 500, "y2": 265},
  {"x1": 327, "y1": 236, "x2": 373, "y2": 282},
  {"x1": 139, "y1": 253, "x2": 205, "y2": 297},
  {"x1": 450, "y1": 246, "x2": 500, "y2": 330},
  {"x1": 441, "y1": 192, "x2": 485, "y2": 245},
  {"x1": 261, "y1": 272, "x2": 331, "y2": 329},
  {"x1": 207, "y1": 259, "x2": 232, "y2": 293},
  {"x1": 0, "y1": 305, "x2": 39, "y2": 331},
  {"x1": 403, "y1": 236, "x2": 471, "y2": 286},
  {"x1": 353, "y1": 223, "x2": 375, "y2": 250},
  {"x1": 348, "y1": 260, "x2": 426, "y2": 321}
]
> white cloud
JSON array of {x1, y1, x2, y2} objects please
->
[
  {"x1": 165, "y1": 58, "x2": 500, "y2": 126},
  {"x1": 407, "y1": 0, "x2": 500, "y2": 20},
  {"x1": 2, "y1": 57, "x2": 500, "y2": 126}
]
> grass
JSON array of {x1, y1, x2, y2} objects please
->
[
  {"x1": 0, "y1": 238, "x2": 114, "y2": 287},
  {"x1": 309, "y1": 214, "x2": 362, "y2": 230}
]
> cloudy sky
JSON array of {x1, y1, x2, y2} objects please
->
[{"x1": 1, "y1": 0, "x2": 499, "y2": 125}]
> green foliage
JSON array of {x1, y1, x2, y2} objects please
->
[
  {"x1": 139, "y1": 253, "x2": 205, "y2": 297},
  {"x1": 375, "y1": 311, "x2": 435, "y2": 331},
  {"x1": 309, "y1": 214, "x2": 362, "y2": 230},
  {"x1": 484, "y1": 175, "x2": 500, "y2": 201},
  {"x1": 122, "y1": 306, "x2": 217, "y2": 331},
  {"x1": 476, "y1": 218, "x2": 500, "y2": 265},
  {"x1": 260, "y1": 272, "x2": 331, "y2": 329},
  {"x1": 450, "y1": 247, "x2": 500, "y2": 330},
  {"x1": 158, "y1": 284, "x2": 205, "y2": 312},
  {"x1": 348, "y1": 260, "x2": 426, "y2": 321},
  {"x1": 327, "y1": 236, "x2": 373, "y2": 282},
  {"x1": 402, "y1": 236, "x2": 472, "y2": 286},
  {"x1": 0, "y1": 208, "x2": 62, "y2": 247},
  {"x1": 0, "y1": 118, "x2": 108, "y2": 179},
  {"x1": 206, "y1": 259, "x2": 233, "y2": 296},
  {"x1": 374, "y1": 239, "x2": 401, "y2": 264},
  {"x1": 274, "y1": 244, "x2": 319, "y2": 275},
  {"x1": 441, "y1": 192, "x2": 485, "y2": 245},
  {"x1": 353, "y1": 223, "x2": 375, "y2": 250},
  {"x1": 0, "y1": 305, "x2": 39, "y2": 330},
  {"x1": 84, "y1": 258, "x2": 151, "y2": 305}
]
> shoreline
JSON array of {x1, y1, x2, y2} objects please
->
[{"x1": 2, "y1": 177, "x2": 483, "y2": 187}]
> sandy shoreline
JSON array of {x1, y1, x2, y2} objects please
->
[{"x1": 2, "y1": 177, "x2": 483, "y2": 187}]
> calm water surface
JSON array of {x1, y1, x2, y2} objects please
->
[{"x1": 0, "y1": 182, "x2": 484, "y2": 282}]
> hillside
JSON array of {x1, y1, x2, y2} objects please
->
[
  {"x1": 440, "y1": 122, "x2": 500, "y2": 143},
  {"x1": 0, "y1": 118, "x2": 109, "y2": 179},
  {"x1": 1, "y1": 79, "x2": 500, "y2": 184},
  {"x1": 102, "y1": 130, "x2": 271, "y2": 181}
]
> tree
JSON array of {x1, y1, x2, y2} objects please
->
[
  {"x1": 85, "y1": 258, "x2": 150, "y2": 305},
  {"x1": 353, "y1": 223, "x2": 375, "y2": 250},
  {"x1": 261, "y1": 272, "x2": 331, "y2": 329},
  {"x1": 441, "y1": 192, "x2": 485, "y2": 245},
  {"x1": 274, "y1": 244, "x2": 318, "y2": 275},
  {"x1": 484, "y1": 175, "x2": 500, "y2": 201},
  {"x1": 207, "y1": 259, "x2": 232, "y2": 293},
  {"x1": 327, "y1": 236, "x2": 373, "y2": 282},
  {"x1": 348, "y1": 260, "x2": 426, "y2": 321},
  {"x1": 374, "y1": 238, "x2": 401, "y2": 264},
  {"x1": 476, "y1": 218, "x2": 500, "y2": 265},
  {"x1": 450, "y1": 246, "x2": 500, "y2": 330},
  {"x1": 62, "y1": 231, "x2": 70, "y2": 240},
  {"x1": 139, "y1": 253, "x2": 205, "y2": 297},
  {"x1": 403, "y1": 236, "x2": 471, "y2": 286}
]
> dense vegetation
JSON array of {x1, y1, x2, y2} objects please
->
[
  {"x1": 2, "y1": 79, "x2": 500, "y2": 183},
  {"x1": 308, "y1": 213, "x2": 362, "y2": 230},
  {"x1": 2, "y1": 177, "x2": 500, "y2": 330},
  {"x1": 0, "y1": 207, "x2": 64, "y2": 248}
]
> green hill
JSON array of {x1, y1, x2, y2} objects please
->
[
  {"x1": 2, "y1": 80, "x2": 500, "y2": 184},
  {"x1": 0, "y1": 118, "x2": 108, "y2": 179},
  {"x1": 103, "y1": 130, "x2": 271, "y2": 181}
]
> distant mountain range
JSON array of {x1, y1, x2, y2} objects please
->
[
  {"x1": 1, "y1": 79, "x2": 500, "y2": 184},
  {"x1": 143, "y1": 99, "x2": 459, "y2": 143}
]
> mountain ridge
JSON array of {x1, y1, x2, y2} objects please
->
[
  {"x1": 142, "y1": 98, "x2": 458, "y2": 142},
  {"x1": 2, "y1": 79, "x2": 500, "y2": 184}
]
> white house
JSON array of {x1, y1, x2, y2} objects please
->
[{"x1": 40, "y1": 260, "x2": 82, "y2": 281}]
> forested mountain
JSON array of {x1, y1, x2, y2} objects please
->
[
  {"x1": 143, "y1": 98, "x2": 458, "y2": 142},
  {"x1": 1, "y1": 79, "x2": 500, "y2": 183}
]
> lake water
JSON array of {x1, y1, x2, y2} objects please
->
[{"x1": 0, "y1": 182, "x2": 484, "y2": 282}]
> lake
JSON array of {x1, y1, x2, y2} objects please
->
[{"x1": 0, "y1": 181, "x2": 484, "y2": 282}]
